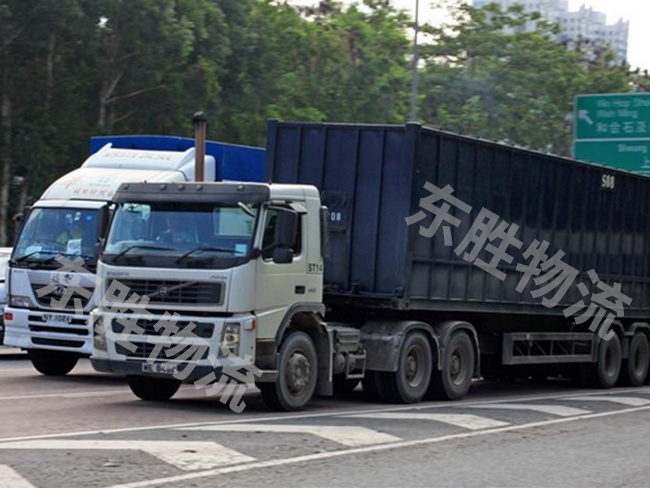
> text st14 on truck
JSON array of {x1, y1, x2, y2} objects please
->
[
  {"x1": 5, "y1": 135, "x2": 264, "y2": 376},
  {"x1": 91, "y1": 121, "x2": 650, "y2": 411}
]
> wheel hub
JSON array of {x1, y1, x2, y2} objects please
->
[{"x1": 286, "y1": 352, "x2": 311, "y2": 394}]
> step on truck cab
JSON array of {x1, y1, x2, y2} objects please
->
[
  {"x1": 5, "y1": 136, "x2": 264, "y2": 376},
  {"x1": 91, "y1": 121, "x2": 650, "y2": 411}
]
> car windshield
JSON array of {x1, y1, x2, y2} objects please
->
[
  {"x1": 103, "y1": 202, "x2": 257, "y2": 264},
  {"x1": 13, "y1": 208, "x2": 100, "y2": 264}
]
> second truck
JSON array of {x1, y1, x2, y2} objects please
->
[{"x1": 91, "y1": 121, "x2": 650, "y2": 410}]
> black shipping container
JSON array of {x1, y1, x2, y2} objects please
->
[{"x1": 266, "y1": 121, "x2": 650, "y2": 319}]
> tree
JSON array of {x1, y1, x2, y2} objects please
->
[{"x1": 418, "y1": 2, "x2": 630, "y2": 155}]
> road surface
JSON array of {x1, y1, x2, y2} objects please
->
[{"x1": 1, "y1": 353, "x2": 649, "y2": 487}]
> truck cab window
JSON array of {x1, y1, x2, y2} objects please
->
[{"x1": 262, "y1": 207, "x2": 302, "y2": 260}]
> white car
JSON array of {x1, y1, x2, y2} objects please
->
[{"x1": 0, "y1": 247, "x2": 12, "y2": 344}]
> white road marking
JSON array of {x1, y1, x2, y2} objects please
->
[
  {"x1": 0, "y1": 387, "x2": 648, "y2": 444},
  {"x1": 178, "y1": 424, "x2": 400, "y2": 447},
  {"x1": 468, "y1": 403, "x2": 590, "y2": 417},
  {"x1": 566, "y1": 396, "x2": 650, "y2": 407},
  {"x1": 0, "y1": 390, "x2": 130, "y2": 401},
  {"x1": 0, "y1": 440, "x2": 254, "y2": 471},
  {"x1": 345, "y1": 412, "x2": 509, "y2": 430},
  {"x1": 106, "y1": 403, "x2": 650, "y2": 488},
  {"x1": 0, "y1": 465, "x2": 35, "y2": 488}
]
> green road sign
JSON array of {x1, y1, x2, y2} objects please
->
[
  {"x1": 574, "y1": 93, "x2": 650, "y2": 173},
  {"x1": 574, "y1": 140, "x2": 650, "y2": 174}
]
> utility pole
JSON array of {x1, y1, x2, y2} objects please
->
[{"x1": 409, "y1": 0, "x2": 420, "y2": 122}]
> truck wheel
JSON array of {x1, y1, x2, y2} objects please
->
[
  {"x1": 332, "y1": 375, "x2": 360, "y2": 397},
  {"x1": 259, "y1": 331, "x2": 318, "y2": 411},
  {"x1": 620, "y1": 333, "x2": 649, "y2": 386},
  {"x1": 430, "y1": 330, "x2": 475, "y2": 401},
  {"x1": 28, "y1": 350, "x2": 78, "y2": 376},
  {"x1": 127, "y1": 376, "x2": 181, "y2": 401},
  {"x1": 580, "y1": 333, "x2": 622, "y2": 388},
  {"x1": 377, "y1": 331, "x2": 432, "y2": 403}
]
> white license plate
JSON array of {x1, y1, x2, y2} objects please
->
[
  {"x1": 142, "y1": 362, "x2": 177, "y2": 375},
  {"x1": 43, "y1": 313, "x2": 72, "y2": 324}
]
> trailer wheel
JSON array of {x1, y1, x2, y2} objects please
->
[
  {"x1": 28, "y1": 350, "x2": 78, "y2": 376},
  {"x1": 430, "y1": 330, "x2": 475, "y2": 401},
  {"x1": 580, "y1": 333, "x2": 622, "y2": 388},
  {"x1": 620, "y1": 333, "x2": 649, "y2": 386},
  {"x1": 127, "y1": 376, "x2": 181, "y2": 401},
  {"x1": 377, "y1": 331, "x2": 432, "y2": 403},
  {"x1": 259, "y1": 331, "x2": 318, "y2": 411}
]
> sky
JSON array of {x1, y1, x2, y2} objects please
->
[
  {"x1": 392, "y1": 0, "x2": 648, "y2": 71},
  {"x1": 292, "y1": 1, "x2": 649, "y2": 71}
]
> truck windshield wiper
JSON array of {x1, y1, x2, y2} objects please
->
[
  {"x1": 112, "y1": 245, "x2": 173, "y2": 262},
  {"x1": 175, "y1": 247, "x2": 236, "y2": 264},
  {"x1": 14, "y1": 249, "x2": 58, "y2": 263}
]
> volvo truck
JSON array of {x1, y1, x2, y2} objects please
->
[
  {"x1": 5, "y1": 136, "x2": 264, "y2": 375},
  {"x1": 91, "y1": 121, "x2": 650, "y2": 410}
]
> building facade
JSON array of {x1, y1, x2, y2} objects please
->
[{"x1": 472, "y1": 0, "x2": 629, "y2": 63}]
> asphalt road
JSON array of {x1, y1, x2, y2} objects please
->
[{"x1": 1, "y1": 351, "x2": 650, "y2": 487}]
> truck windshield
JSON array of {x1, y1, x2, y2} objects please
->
[
  {"x1": 103, "y1": 202, "x2": 257, "y2": 267},
  {"x1": 13, "y1": 208, "x2": 100, "y2": 266}
]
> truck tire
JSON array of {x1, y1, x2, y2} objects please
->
[
  {"x1": 28, "y1": 350, "x2": 78, "y2": 376},
  {"x1": 620, "y1": 332, "x2": 649, "y2": 386},
  {"x1": 580, "y1": 333, "x2": 622, "y2": 388},
  {"x1": 127, "y1": 376, "x2": 181, "y2": 401},
  {"x1": 259, "y1": 331, "x2": 318, "y2": 411},
  {"x1": 376, "y1": 331, "x2": 432, "y2": 404},
  {"x1": 430, "y1": 330, "x2": 475, "y2": 401}
]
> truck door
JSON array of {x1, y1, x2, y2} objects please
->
[{"x1": 254, "y1": 204, "x2": 309, "y2": 338}]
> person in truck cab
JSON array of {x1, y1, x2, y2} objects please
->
[{"x1": 156, "y1": 214, "x2": 197, "y2": 245}]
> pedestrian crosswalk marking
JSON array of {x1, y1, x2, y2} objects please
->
[
  {"x1": 467, "y1": 403, "x2": 591, "y2": 417},
  {"x1": 0, "y1": 465, "x2": 34, "y2": 488},
  {"x1": 566, "y1": 396, "x2": 650, "y2": 407},
  {"x1": 344, "y1": 412, "x2": 509, "y2": 430},
  {"x1": 0, "y1": 440, "x2": 254, "y2": 471},
  {"x1": 178, "y1": 424, "x2": 401, "y2": 447}
]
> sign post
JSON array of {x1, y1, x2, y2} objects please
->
[{"x1": 574, "y1": 93, "x2": 650, "y2": 174}]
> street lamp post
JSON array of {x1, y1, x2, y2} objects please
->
[{"x1": 409, "y1": 0, "x2": 420, "y2": 122}]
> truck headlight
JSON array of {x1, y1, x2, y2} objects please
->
[
  {"x1": 93, "y1": 315, "x2": 108, "y2": 351},
  {"x1": 220, "y1": 322, "x2": 240, "y2": 357},
  {"x1": 9, "y1": 296, "x2": 31, "y2": 309}
]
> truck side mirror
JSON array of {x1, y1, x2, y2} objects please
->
[
  {"x1": 272, "y1": 247, "x2": 293, "y2": 264},
  {"x1": 13, "y1": 212, "x2": 24, "y2": 225},
  {"x1": 274, "y1": 208, "x2": 298, "y2": 248}
]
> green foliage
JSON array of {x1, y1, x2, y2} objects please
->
[
  {"x1": 0, "y1": 0, "x2": 645, "y2": 243},
  {"x1": 419, "y1": 2, "x2": 632, "y2": 155}
]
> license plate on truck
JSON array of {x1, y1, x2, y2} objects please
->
[
  {"x1": 142, "y1": 363, "x2": 177, "y2": 375},
  {"x1": 43, "y1": 313, "x2": 72, "y2": 324}
]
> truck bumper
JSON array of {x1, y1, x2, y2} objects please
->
[
  {"x1": 91, "y1": 309, "x2": 259, "y2": 383},
  {"x1": 91, "y1": 358, "x2": 227, "y2": 383},
  {"x1": 3, "y1": 307, "x2": 92, "y2": 355}
]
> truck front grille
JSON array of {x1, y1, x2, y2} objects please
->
[
  {"x1": 107, "y1": 279, "x2": 223, "y2": 305},
  {"x1": 31, "y1": 284, "x2": 93, "y2": 310},
  {"x1": 111, "y1": 317, "x2": 214, "y2": 338},
  {"x1": 115, "y1": 342, "x2": 210, "y2": 362}
]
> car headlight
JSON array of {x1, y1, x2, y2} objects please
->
[
  {"x1": 220, "y1": 322, "x2": 240, "y2": 357},
  {"x1": 9, "y1": 296, "x2": 31, "y2": 308},
  {"x1": 93, "y1": 315, "x2": 108, "y2": 351}
]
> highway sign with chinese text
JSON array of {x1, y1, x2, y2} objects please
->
[{"x1": 574, "y1": 93, "x2": 650, "y2": 173}]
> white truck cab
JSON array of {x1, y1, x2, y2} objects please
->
[
  {"x1": 91, "y1": 181, "x2": 357, "y2": 410},
  {"x1": 5, "y1": 144, "x2": 218, "y2": 375}
]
